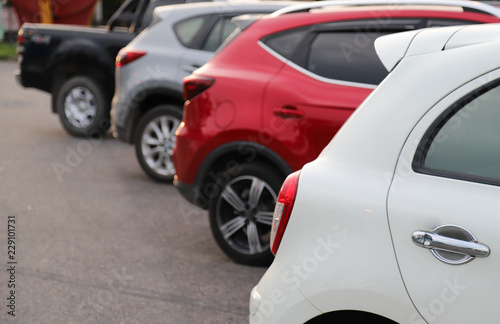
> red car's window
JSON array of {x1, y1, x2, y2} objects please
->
[{"x1": 307, "y1": 31, "x2": 389, "y2": 85}]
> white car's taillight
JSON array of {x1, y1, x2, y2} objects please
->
[{"x1": 270, "y1": 170, "x2": 301, "y2": 255}]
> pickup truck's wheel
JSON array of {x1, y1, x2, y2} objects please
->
[
  {"x1": 134, "y1": 105, "x2": 182, "y2": 182},
  {"x1": 57, "y1": 76, "x2": 110, "y2": 137},
  {"x1": 209, "y1": 163, "x2": 284, "y2": 266}
]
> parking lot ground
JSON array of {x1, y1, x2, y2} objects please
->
[{"x1": 0, "y1": 61, "x2": 266, "y2": 323}]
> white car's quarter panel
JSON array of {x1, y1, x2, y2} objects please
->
[
  {"x1": 388, "y1": 68, "x2": 500, "y2": 323},
  {"x1": 249, "y1": 254, "x2": 321, "y2": 324},
  {"x1": 273, "y1": 158, "x2": 424, "y2": 323}
]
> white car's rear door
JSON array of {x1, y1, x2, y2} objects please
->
[{"x1": 387, "y1": 70, "x2": 500, "y2": 324}]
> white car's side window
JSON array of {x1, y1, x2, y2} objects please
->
[{"x1": 416, "y1": 81, "x2": 500, "y2": 184}]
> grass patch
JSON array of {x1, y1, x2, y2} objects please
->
[{"x1": 0, "y1": 42, "x2": 17, "y2": 60}]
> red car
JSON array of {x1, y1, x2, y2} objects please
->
[{"x1": 173, "y1": 0, "x2": 500, "y2": 266}]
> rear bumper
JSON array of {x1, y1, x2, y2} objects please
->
[
  {"x1": 173, "y1": 178, "x2": 209, "y2": 209},
  {"x1": 114, "y1": 123, "x2": 130, "y2": 143},
  {"x1": 111, "y1": 95, "x2": 134, "y2": 144},
  {"x1": 14, "y1": 70, "x2": 25, "y2": 87},
  {"x1": 249, "y1": 255, "x2": 321, "y2": 324}
]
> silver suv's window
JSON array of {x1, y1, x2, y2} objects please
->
[
  {"x1": 202, "y1": 17, "x2": 237, "y2": 52},
  {"x1": 174, "y1": 16, "x2": 210, "y2": 46},
  {"x1": 416, "y1": 82, "x2": 500, "y2": 183}
]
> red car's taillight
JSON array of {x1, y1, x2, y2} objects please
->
[
  {"x1": 183, "y1": 75, "x2": 214, "y2": 101},
  {"x1": 115, "y1": 48, "x2": 146, "y2": 68},
  {"x1": 270, "y1": 170, "x2": 301, "y2": 255}
]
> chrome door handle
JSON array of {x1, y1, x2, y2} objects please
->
[
  {"x1": 411, "y1": 225, "x2": 490, "y2": 265},
  {"x1": 412, "y1": 231, "x2": 490, "y2": 257}
]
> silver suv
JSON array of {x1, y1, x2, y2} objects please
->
[{"x1": 111, "y1": 1, "x2": 293, "y2": 181}]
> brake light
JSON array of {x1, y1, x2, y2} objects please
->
[
  {"x1": 16, "y1": 30, "x2": 25, "y2": 56},
  {"x1": 116, "y1": 48, "x2": 146, "y2": 68},
  {"x1": 183, "y1": 75, "x2": 214, "y2": 101},
  {"x1": 17, "y1": 31, "x2": 25, "y2": 45},
  {"x1": 270, "y1": 170, "x2": 301, "y2": 255}
]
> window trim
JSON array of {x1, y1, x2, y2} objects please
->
[
  {"x1": 258, "y1": 40, "x2": 378, "y2": 89},
  {"x1": 258, "y1": 18, "x2": 425, "y2": 89},
  {"x1": 412, "y1": 79, "x2": 500, "y2": 187}
]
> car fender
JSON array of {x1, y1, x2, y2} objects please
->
[{"x1": 192, "y1": 141, "x2": 293, "y2": 208}]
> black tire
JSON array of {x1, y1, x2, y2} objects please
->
[
  {"x1": 209, "y1": 162, "x2": 285, "y2": 266},
  {"x1": 56, "y1": 76, "x2": 110, "y2": 137},
  {"x1": 134, "y1": 105, "x2": 183, "y2": 182}
]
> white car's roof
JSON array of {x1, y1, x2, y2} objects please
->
[{"x1": 375, "y1": 23, "x2": 500, "y2": 72}]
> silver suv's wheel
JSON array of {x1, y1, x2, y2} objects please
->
[
  {"x1": 134, "y1": 105, "x2": 182, "y2": 182},
  {"x1": 56, "y1": 76, "x2": 110, "y2": 137},
  {"x1": 209, "y1": 163, "x2": 284, "y2": 266}
]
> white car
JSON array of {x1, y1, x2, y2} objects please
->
[
  {"x1": 111, "y1": 1, "x2": 293, "y2": 182},
  {"x1": 250, "y1": 23, "x2": 500, "y2": 323}
]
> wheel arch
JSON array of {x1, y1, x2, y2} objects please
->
[
  {"x1": 305, "y1": 310, "x2": 398, "y2": 324},
  {"x1": 193, "y1": 141, "x2": 293, "y2": 209},
  {"x1": 128, "y1": 87, "x2": 184, "y2": 144},
  {"x1": 50, "y1": 41, "x2": 115, "y2": 113},
  {"x1": 51, "y1": 64, "x2": 113, "y2": 114}
]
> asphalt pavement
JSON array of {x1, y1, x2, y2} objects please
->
[{"x1": 0, "y1": 60, "x2": 266, "y2": 324}]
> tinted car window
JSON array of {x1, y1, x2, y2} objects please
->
[
  {"x1": 426, "y1": 18, "x2": 481, "y2": 27},
  {"x1": 263, "y1": 29, "x2": 308, "y2": 59},
  {"x1": 174, "y1": 16, "x2": 210, "y2": 47},
  {"x1": 202, "y1": 17, "x2": 237, "y2": 52},
  {"x1": 417, "y1": 82, "x2": 500, "y2": 183},
  {"x1": 307, "y1": 31, "x2": 389, "y2": 85},
  {"x1": 262, "y1": 19, "x2": 422, "y2": 85}
]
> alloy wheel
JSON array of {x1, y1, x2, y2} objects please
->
[
  {"x1": 140, "y1": 115, "x2": 180, "y2": 177},
  {"x1": 214, "y1": 175, "x2": 276, "y2": 256}
]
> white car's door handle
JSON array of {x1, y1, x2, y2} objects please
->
[{"x1": 412, "y1": 230, "x2": 490, "y2": 257}]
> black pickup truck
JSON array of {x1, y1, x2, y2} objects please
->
[{"x1": 15, "y1": 0, "x2": 191, "y2": 137}]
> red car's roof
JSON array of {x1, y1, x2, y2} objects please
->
[{"x1": 249, "y1": 8, "x2": 500, "y2": 38}]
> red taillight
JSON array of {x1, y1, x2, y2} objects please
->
[
  {"x1": 270, "y1": 170, "x2": 301, "y2": 255},
  {"x1": 115, "y1": 48, "x2": 146, "y2": 68},
  {"x1": 183, "y1": 75, "x2": 214, "y2": 101},
  {"x1": 16, "y1": 31, "x2": 25, "y2": 56},
  {"x1": 17, "y1": 32, "x2": 25, "y2": 45}
]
